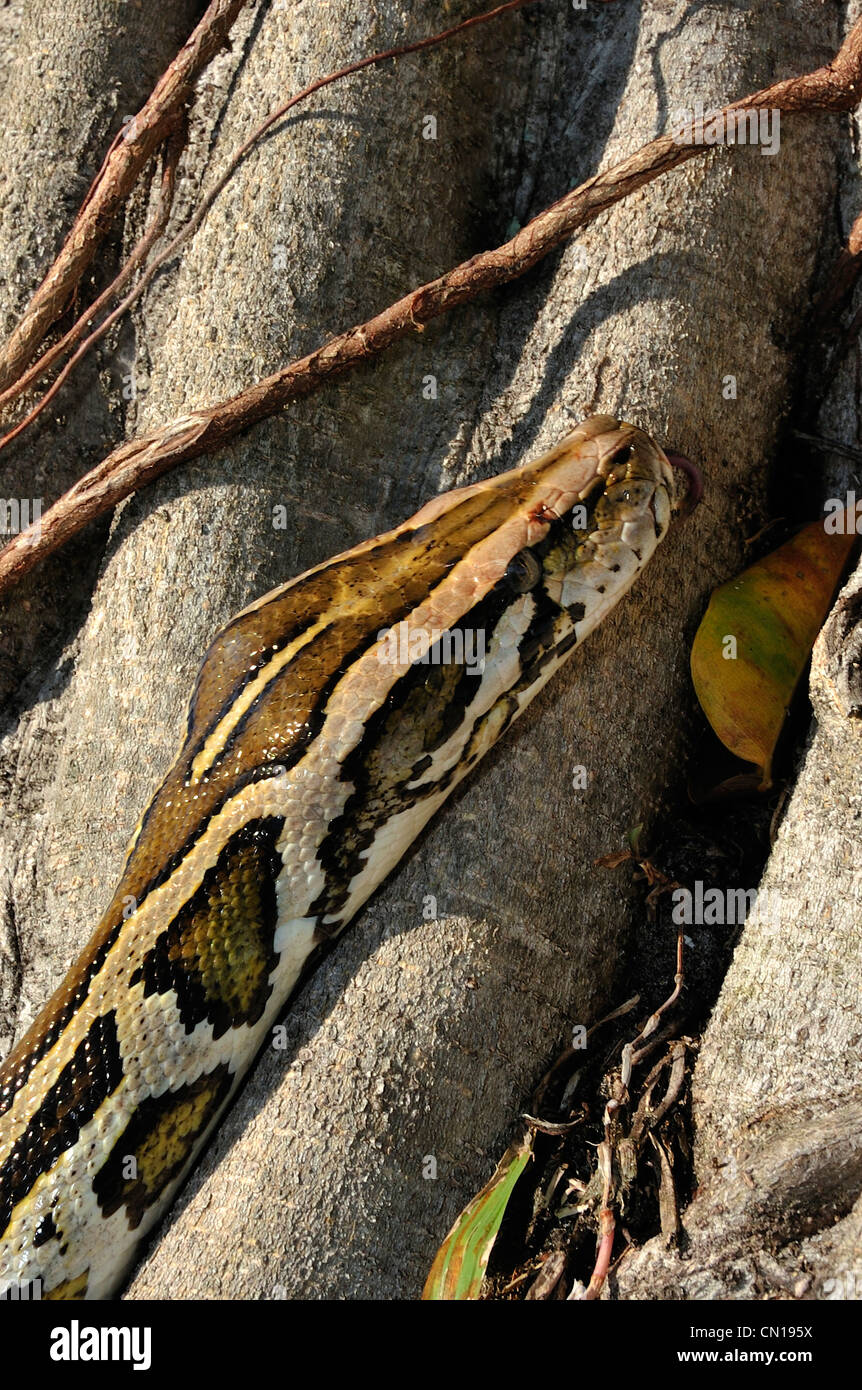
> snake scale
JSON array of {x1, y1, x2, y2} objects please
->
[{"x1": 0, "y1": 415, "x2": 681, "y2": 1299}]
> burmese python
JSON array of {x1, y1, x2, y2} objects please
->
[{"x1": 0, "y1": 415, "x2": 683, "y2": 1300}]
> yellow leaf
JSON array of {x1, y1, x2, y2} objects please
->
[{"x1": 690, "y1": 516, "x2": 856, "y2": 788}]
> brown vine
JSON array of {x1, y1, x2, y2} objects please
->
[{"x1": 1, "y1": 13, "x2": 861, "y2": 598}]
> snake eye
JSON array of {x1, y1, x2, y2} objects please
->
[
  {"x1": 504, "y1": 548, "x2": 542, "y2": 593},
  {"x1": 604, "y1": 443, "x2": 635, "y2": 484}
]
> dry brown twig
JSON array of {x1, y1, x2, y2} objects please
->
[
  {"x1": 0, "y1": 119, "x2": 188, "y2": 449},
  {"x1": 529, "y1": 992, "x2": 639, "y2": 1117},
  {"x1": 524, "y1": 1248, "x2": 567, "y2": 1300},
  {"x1": 568, "y1": 935, "x2": 686, "y2": 1299},
  {"x1": 629, "y1": 1038, "x2": 688, "y2": 1144},
  {"x1": 0, "y1": 0, "x2": 545, "y2": 427},
  {"x1": 3, "y1": 14, "x2": 862, "y2": 597},
  {"x1": 625, "y1": 925, "x2": 685, "y2": 1074},
  {"x1": 649, "y1": 1132, "x2": 681, "y2": 1243},
  {"x1": 0, "y1": 0, "x2": 252, "y2": 393},
  {"x1": 516, "y1": 934, "x2": 689, "y2": 1301}
]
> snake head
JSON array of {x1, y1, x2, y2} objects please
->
[{"x1": 497, "y1": 416, "x2": 678, "y2": 644}]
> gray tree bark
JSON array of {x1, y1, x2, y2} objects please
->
[
  {"x1": 0, "y1": 0, "x2": 855, "y2": 1301},
  {"x1": 617, "y1": 0, "x2": 862, "y2": 1303},
  {"x1": 616, "y1": 556, "x2": 862, "y2": 1301}
]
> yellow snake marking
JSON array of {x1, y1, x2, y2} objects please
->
[{"x1": 188, "y1": 614, "x2": 332, "y2": 785}]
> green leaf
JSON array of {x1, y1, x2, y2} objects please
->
[
  {"x1": 690, "y1": 516, "x2": 856, "y2": 788},
  {"x1": 422, "y1": 1133, "x2": 533, "y2": 1300},
  {"x1": 627, "y1": 822, "x2": 644, "y2": 856}
]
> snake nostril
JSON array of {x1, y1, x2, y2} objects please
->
[
  {"x1": 602, "y1": 442, "x2": 636, "y2": 486},
  {"x1": 609, "y1": 445, "x2": 634, "y2": 466}
]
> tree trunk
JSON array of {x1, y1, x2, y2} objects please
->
[
  {"x1": 617, "y1": 0, "x2": 862, "y2": 1302},
  {"x1": 0, "y1": 0, "x2": 854, "y2": 1300}
]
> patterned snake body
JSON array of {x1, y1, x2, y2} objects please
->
[{"x1": 0, "y1": 415, "x2": 677, "y2": 1299}]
